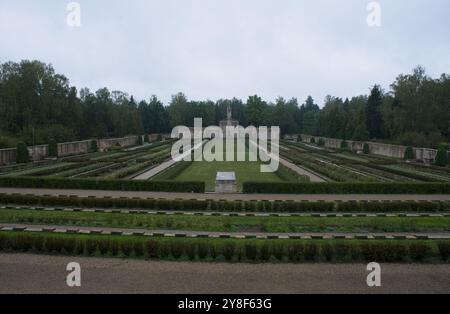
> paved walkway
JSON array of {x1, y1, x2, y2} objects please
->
[
  {"x1": 251, "y1": 140, "x2": 326, "y2": 182},
  {"x1": 1, "y1": 253, "x2": 449, "y2": 293},
  {"x1": 2, "y1": 187, "x2": 450, "y2": 201},
  {"x1": 133, "y1": 140, "x2": 207, "y2": 180},
  {"x1": 4, "y1": 205, "x2": 448, "y2": 218},
  {"x1": 1, "y1": 224, "x2": 448, "y2": 240}
]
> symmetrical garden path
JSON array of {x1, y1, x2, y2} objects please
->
[
  {"x1": 133, "y1": 140, "x2": 208, "y2": 180},
  {"x1": 250, "y1": 140, "x2": 326, "y2": 182},
  {"x1": 1, "y1": 187, "x2": 450, "y2": 201}
]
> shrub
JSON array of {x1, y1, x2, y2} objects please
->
[
  {"x1": 434, "y1": 148, "x2": 448, "y2": 167},
  {"x1": 137, "y1": 136, "x2": 144, "y2": 146},
  {"x1": 404, "y1": 146, "x2": 414, "y2": 160},
  {"x1": 318, "y1": 138, "x2": 325, "y2": 146},
  {"x1": 90, "y1": 140, "x2": 98, "y2": 153},
  {"x1": 242, "y1": 182, "x2": 450, "y2": 195},
  {"x1": 144, "y1": 134, "x2": 150, "y2": 143},
  {"x1": 310, "y1": 137, "x2": 316, "y2": 144},
  {"x1": 157, "y1": 134, "x2": 163, "y2": 141},
  {"x1": 48, "y1": 139, "x2": 58, "y2": 158},
  {"x1": 363, "y1": 143, "x2": 370, "y2": 154},
  {"x1": 340, "y1": 141, "x2": 348, "y2": 150},
  {"x1": 16, "y1": 142, "x2": 29, "y2": 164},
  {"x1": 297, "y1": 135, "x2": 302, "y2": 142},
  {"x1": 438, "y1": 242, "x2": 450, "y2": 261},
  {"x1": 0, "y1": 176, "x2": 205, "y2": 193}
]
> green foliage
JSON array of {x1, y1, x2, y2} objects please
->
[
  {"x1": 404, "y1": 146, "x2": 414, "y2": 160},
  {"x1": 0, "y1": 176, "x2": 205, "y2": 193},
  {"x1": 310, "y1": 137, "x2": 316, "y2": 144},
  {"x1": 48, "y1": 139, "x2": 58, "y2": 158},
  {"x1": 0, "y1": 232, "x2": 446, "y2": 263},
  {"x1": 137, "y1": 136, "x2": 144, "y2": 146},
  {"x1": 144, "y1": 134, "x2": 150, "y2": 143},
  {"x1": 16, "y1": 142, "x2": 29, "y2": 164},
  {"x1": 340, "y1": 141, "x2": 348, "y2": 150},
  {"x1": 90, "y1": 140, "x2": 98, "y2": 153},
  {"x1": 318, "y1": 138, "x2": 325, "y2": 146},
  {"x1": 363, "y1": 143, "x2": 370, "y2": 154},
  {"x1": 297, "y1": 135, "x2": 302, "y2": 142},
  {"x1": 366, "y1": 85, "x2": 384, "y2": 139},
  {"x1": 243, "y1": 182, "x2": 450, "y2": 194},
  {"x1": 435, "y1": 148, "x2": 448, "y2": 167}
]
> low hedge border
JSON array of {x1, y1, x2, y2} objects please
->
[
  {"x1": 243, "y1": 182, "x2": 450, "y2": 194},
  {"x1": 0, "y1": 231, "x2": 449, "y2": 263},
  {"x1": 0, "y1": 231, "x2": 450, "y2": 263},
  {"x1": 0, "y1": 176, "x2": 205, "y2": 193},
  {"x1": 1, "y1": 193, "x2": 450, "y2": 213}
]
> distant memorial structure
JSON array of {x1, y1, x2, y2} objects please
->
[
  {"x1": 219, "y1": 104, "x2": 239, "y2": 135},
  {"x1": 215, "y1": 172, "x2": 237, "y2": 193}
]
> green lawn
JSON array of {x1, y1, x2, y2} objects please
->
[
  {"x1": 1, "y1": 208, "x2": 449, "y2": 233},
  {"x1": 152, "y1": 139, "x2": 306, "y2": 191}
]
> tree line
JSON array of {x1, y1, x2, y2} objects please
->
[{"x1": 0, "y1": 60, "x2": 449, "y2": 149}]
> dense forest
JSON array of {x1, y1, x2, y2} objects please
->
[{"x1": 0, "y1": 60, "x2": 449, "y2": 149}]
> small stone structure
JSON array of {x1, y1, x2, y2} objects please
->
[{"x1": 215, "y1": 172, "x2": 237, "y2": 193}]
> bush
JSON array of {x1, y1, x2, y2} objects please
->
[
  {"x1": 435, "y1": 148, "x2": 448, "y2": 167},
  {"x1": 16, "y1": 142, "x2": 29, "y2": 163},
  {"x1": 318, "y1": 138, "x2": 325, "y2": 146},
  {"x1": 0, "y1": 232, "x2": 446, "y2": 263},
  {"x1": 340, "y1": 141, "x2": 348, "y2": 150},
  {"x1": 243, "y1": 182, "x2": 450, "y2": 194},
  {"x1": 363, "y1": 143, "x2": 370, "y2": 154},
  {"x1": 157, "y1": 134, "x2": 163, "y2": 141},
  {"x1": 90, "y1": 140, "x2": 98, "y2": 153},
  {"x1": 48, "y1": 139, "x2": 58, "y2": 158},
  {"x1": 144, "y1": 134, "x2": 150, "y2": 143},
  {"x1": 0, "y1": 176, "x2": 205, "y2": 193},
  {"x1": 310, "y1": 137, "x2": 316, "y2": 144},
  {"x1": 404, "y1": 146, "x2": 414, "y2": 160},
  {"x1": 137, "y1": 136, "x2": 144, "y2": 146},
  {"x1": 297, "y1": 135, "x2": 302, "y2": 142}
]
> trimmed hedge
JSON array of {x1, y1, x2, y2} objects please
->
[
  {"x1": 0, "y1": 231, "x2": 448, "y2": 263},
  {"x1": 0, "y1": 176, "x2": 205, "y2": 193},
  {"x1": 243, "y1": 182, "x2": 450, "y2": 194},
  {"x1": 0, "y1": 193, "x2": 449, "y2": 213}
]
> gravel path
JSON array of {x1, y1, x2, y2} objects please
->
[
  {"x1": 2, "y1": 223, "x2": 449, "y2": 240},
  {"x1": 2, "y1": 187, "x2": 450, "y2": 201},
  {"x1": 0, "y1": 253, "x2": 448, "y2": 294}
]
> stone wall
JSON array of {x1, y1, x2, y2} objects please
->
[
  {"x1": 0, "y1": 135, "x2": 140, "y2": 165},
  {"x1": 297, "y1": 134, "x2": 438, "y2": 163},
  {"x1": 58, "y1": 140, "x2": 91, "y2": 157},
  {"x1": 97, "y1": 136, "x2": 139, "y2": 152},
  {"x1": 0, "y1": 148, "x2": 17, "y2": 165}
]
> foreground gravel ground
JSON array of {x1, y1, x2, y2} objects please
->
[{"x1": 0, "y1": 253, "x2": 449, "y2": 294}]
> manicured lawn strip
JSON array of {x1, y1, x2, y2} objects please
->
[
  {"x1": 1, "y1": 208, "x2": 450, "y2": 233},
  {"x1": 0, "y1": 176, "x2": 205, "y2": 193},
  {"x1": 243, "y1": 182, "x2": 450, "y2": 194},
  {"x1": 1, "y1": 194, "x2": 450, "y2": 213},
  {"x1": 0, "y1": 231, "x2": 449, "y2": 262}
]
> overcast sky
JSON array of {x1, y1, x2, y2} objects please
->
[{"x1": 1, "y1": 0, "x2": 449, "y2": 106}]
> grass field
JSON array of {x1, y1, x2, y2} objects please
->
[
  {"x1": 152, "y1": 138, "x2": 305, "y2": 191},
  {"x1": 2, "y1": 208, "x2": 449, "y2": 233}
]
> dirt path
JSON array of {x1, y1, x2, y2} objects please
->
[
  {"x1": 0, "y1": 253, "x2": 448, "y2": 294},
  {"x1": 1, "y1": 187, "x2": 450, "y2": 201},
  {"x1": 2, "y1": 224, "x2": 449, "y2": 240}
]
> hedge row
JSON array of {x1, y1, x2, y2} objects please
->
[
  {"x1": 0, "y1": 176, "x2": 205, "y2": 193},
  {"x1": 1, "y1": 193, "x2": 450, "y2": 212},
  {"x1": 0, "y1": 232, "x2": 449, "y2": 263},
  {"x1": 243, "y1": 182, "x2": 450, "y2": 194}
]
